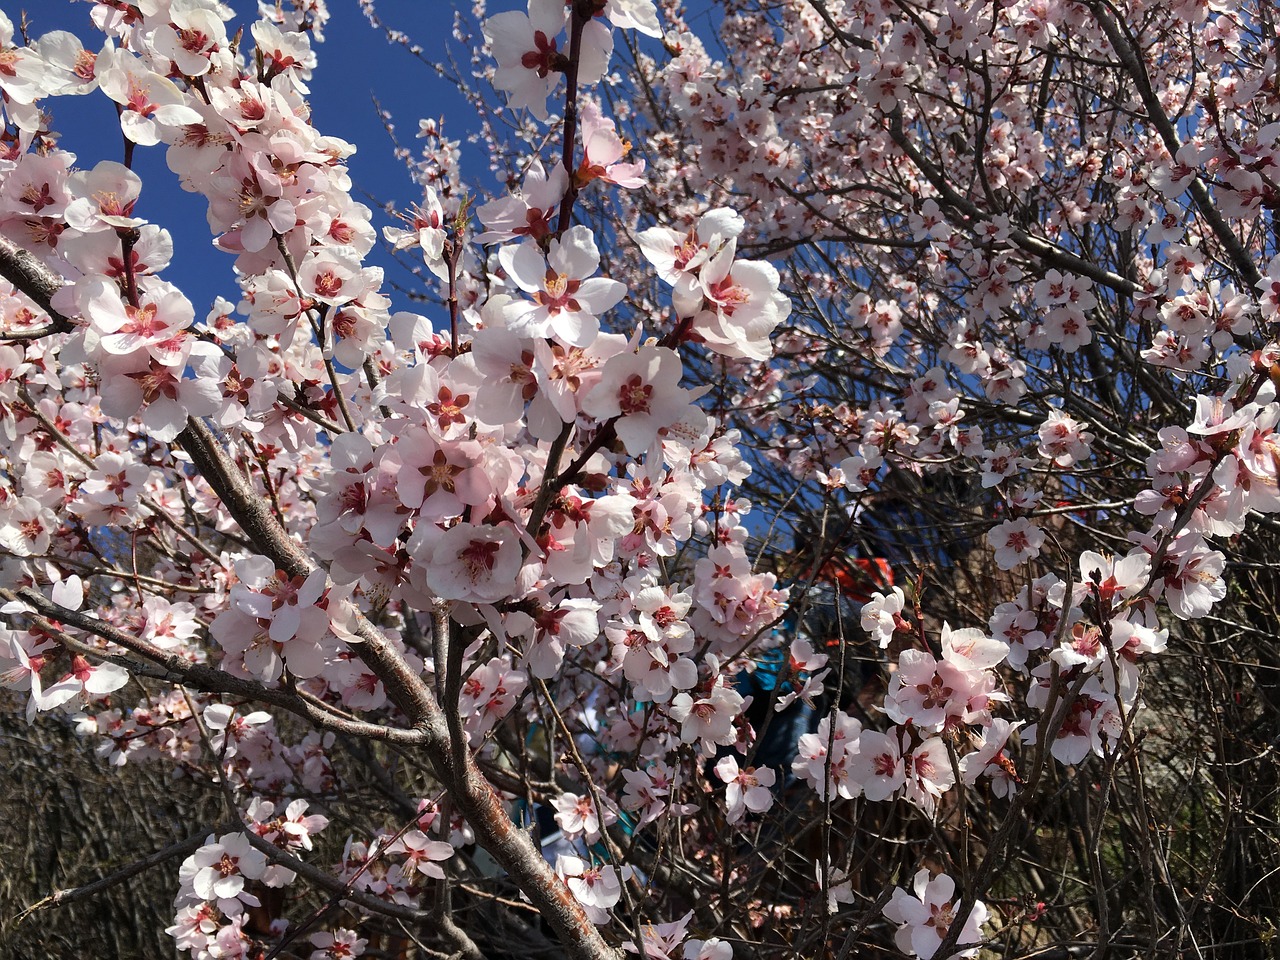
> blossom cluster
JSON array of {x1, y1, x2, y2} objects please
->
[{"x1": 1, "y1": 0, "x2": 1278, "y2": 958}]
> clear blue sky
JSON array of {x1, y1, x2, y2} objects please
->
[{"x1": 23, "y1": 0, "x2": 483, "y2": 316}]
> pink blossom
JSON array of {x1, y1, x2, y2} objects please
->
[
  {"x1": 499, "y1": 225, "x2": 626, "y2": 347},
  {"x1": 65, "y1": 160, "x2": 144, "y2": 231},
  {"x1": 417, "y1": 521, "x2": 523, "y2": 604},
  {"x1": 959, "y1": 718, "x2": 1023, "y2": 798},
  {"x1": 178, "y1": 833, "x2": 268, "y2": 915},
  {"x1": 847, "y1": 729, "x2": 905, "y2": 802},
  {"x1": 1037, "y1": 409, "x2": 1094, "y2": 467},
  {"x1": 883, "y1": 869, "x2": 988, "y2": 959},
  {"x1": 297, "y1": 246, "x2": 369, "y2": 307},
  {"x1": 861, "y1": 587, "x2": 909, "y2": 648},
  {"x1": 475, "y1": 159, "x2": 567, "y2": 244},
  {"x1": 625, "y1": 911, "x2": 693, "y2": 960},
  {"x1": 456, "y1": 657, "x2": 528, "y2": 741},
  {"x1": 674, "y1": 241, "x2": 790, "y2": 361},
  {"x1": 669, "y1": 680, "x2": 744, "y2": 754},
  {"x1": 621, "y1": 761, "x2": 681, "y2": 825},
  {"x1": 581, "y1": 344, "x2": 696, "y2": 455},
  {"x1": 552, "y1": 791, "x2": 618, "y2": 844},
  {"x1": 386, "y1": 829, "x2": 455, "y2": 879},
  {"x1": 96, "y1": 44, "x2": 203, "y2": 145},
  {"x1": 484, "y1": 0, "x2": 580, "y2": 121},
  {"x1": 153, "y1": 3, "x2": 230, "y2": 77},
  {"x1": 713, "y1": 754, "x2": 776, "y2": 823},
  {"x1": 793, "y1": 710, "x2": 862, "y2": 800},
  {"x1": 986, "y1": 517, "x2": 1045, "y2": 570},
  {"x1": 556, "y1": 854, "x2": 630, "y2": 924},
  {"x1": 0, "y1": 13, "x2": 54, "y2": 104},
  {"x1": 904, "y1": 737, "x2": 957, "y2": 816},
  {"x1": 383, "y1": 186, "x2": 449, "y2": 279},
  {"x1": 637, "y1": 207, "x2": 743, "y2": 284},
  {"x1": 309, "y1": 928, "x2": 367, "y2": 960},
  {"x1": 576, "y1": 102, "x2": 646, "y2": 189}
]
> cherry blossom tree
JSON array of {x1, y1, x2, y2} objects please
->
[{"x1": 2, "y1": 0, "x2": 1279, "y2": 958}]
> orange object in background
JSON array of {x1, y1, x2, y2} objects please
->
[{"x1": 820, "y1": 555, "x2": 894, "y2": 604}]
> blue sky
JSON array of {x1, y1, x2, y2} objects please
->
[{"x1": 25, "y1": 0, "x2": 484, "y2": 316}]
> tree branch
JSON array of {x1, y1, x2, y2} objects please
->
[
  {"x1": 15, "y1": 821, "x2": 237, "y2": 923},
  {"x1": 0, "y1": 236, "x2": 74, "y2": 335}
]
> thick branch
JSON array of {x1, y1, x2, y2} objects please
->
[
  {"x1": 174, "y1": 418, "x2": 617, "y2": 959},
  {"x1": 0, "y1": 236, "x2": 74, "y2": 335},
  {"x1": 0, "y1": 102, "x2": 616, "y2": 960}
]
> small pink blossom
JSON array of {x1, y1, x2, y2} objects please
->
[
  {"x1": 986, "y1": 517, "x2": 1045, "y2": 570},
  {"x1": 883, "y1": 869, "x2": 988, "y2": 959},
  {"x1": 713, "y1": 754, "x2": 776, "y2": 823}
]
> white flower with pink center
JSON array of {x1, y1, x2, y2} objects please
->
[
  {"x1": 231, "y1": 558, "x2": 329, "y2": 644},
  {"x1": 979, "y1": 443, "x2": 1032, "y2": 488},
  {"x1": 499, "y1": 225, "x2": 626, "y2": 347},
  {"x1": 556, "y1": 854, "x2": 629, "y2": 924},
  {"x1": 484, "y1": 0, "x2": 613, "y2": 121},
  {"x1": 581, "y1": 344, "x2": 695, "y2": 455},
  {"x1": 383, "y1": 186, "x2": 449, "y2": 279},
  {"x1": 532, "y1": 332, "x2": 629, "y2": 424},
  {"x1": 475, "y1": 159, "x2": 567, "y2": 244},
  {"x1": 204, "y1": 704, "x2": 272, "y2": 760},
  {"x1": 959, "y1": 718, "x2": 1023, "y2": 798},
  {"x1": 904, "y1": 736, "x2": 956, "y2": 815},
  {"x1": 1149, "y1": 531, "x2": 1226, "y2": 620},
  {"x1": 297, "y1": 246, "x2": 368, "y2": 307},
  {"x1": 179, "y1": 832, "x2": 268, "y2": 916},
  {"x1": 484, "y1": 0, "x2": 568, "y2": 121},
  {"x1": 576, "y1": 102, "x2": 646, "y2": 189},
  {"x1": 309, "y1": 928, "x2": 367, "y2": 960},
  {"x1": 621, "y1": 761, "x2": 680, "y2": 826},
  {"x1": 669, "y1": 679, "x2": 744, "y2": 755},
  {"x1": 883, "y1": 869, "x2": 988, "y2": 959},
  {"x1": 467, "y1": 325, "x2": 544, "y2": 426},
  {"x1": 524, "y1": 596, "x2": 602, "y2": 679},
  {"x1": 82, "y1": 277, "x2": 194, "y2": 368},
  {"x1": 847, "y1": 728, "x2": 906, "y2": 802},
  {"x1": 456, "y1": 656, "x2": 527, "y2": 741},
  {"x1": 386, "y1": 829, "x2": 455, "y2": 880},
  {"x1": 713, "y1": 755, "x2": 776, "y2": 824},
  {"x1": 419, "y1": 521, "x2": 523, "y2": 604},
  {"x1": 95, "y1": 348, "x2": 223, "y2": 444},
  {"x1": 0, "y1": 12, "x2": 54, "y2": 104},
  {"x1": 153, "y1": 3, "x2": 229, "y2": 77},
  {"x1": 672, "y1": 241, "x2": 791, "y2": 361},
  {"x1": 792, "y1": 710, "x2": 862, "y2": 800},
  {"x1": 861, "y1": 587, "x2": 909, "y2": 648},
  {"x1": 986, "y1": 517, "x2": 1045, "y2": 570},
  {"x1": 552, "y1": 791, "x2": 618, "y2": 844},
  {"x1": 393, "y1": 427, "x2": 492, "y2": 521},
  {"x1": 638, "y1": 207, "x2": 744, "y2": 285},
  {"x1": 0, "y1": 496, "x2": 57, "y2": 557},
  {"x1": 884, "y1": 648, "x2": 954, "y2": 730},
  {"x1": 1075, "y1": 549, "x2": 1150, "y2": 605},
  {"x1": 64, "y1": 160, "x2": 144, "y2": 231},
  {"x1": 1037, "y1": 409, "x2": 1094, "y2": 467},
  {"x1": 626, "y1": 911, "x2": 692, "y2": 960},
  {"x1": 941, "y1": 624, "x2": 1009, "y2": 672},
  {"x1": 96, "y1": 43, "x2": 203, "y2": 146}
]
